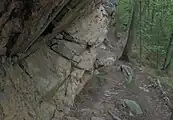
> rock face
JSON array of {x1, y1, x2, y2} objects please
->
[
  {"x1": 102, "y1": 0, "x2": 117, "y2": 16},
  {"x1": 0, "y1": 5, "x2": 109, "y2": 120}
]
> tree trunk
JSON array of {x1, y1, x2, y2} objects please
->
[
  {"x1": 150, "y1": 3, "x2": 155, "y2": 32},
  {"x1": 119, "y1": 1, "x2": 138, "y2": 62},
  {"x1": 139, "y1": 0, "x2": 143, "y2": 64},
  {"x1": 162, "y1": 32, "x2": 173, "y2": 70}
]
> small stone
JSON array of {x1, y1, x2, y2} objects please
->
[
  {"x1": 91, "y1": 116, "x2": 105, "y2": 120},
  {"x1": 56, "y1": 34, "x2": 63, "y2": 39},
  {"x1": 104, "y1": 90, "x2": 118, "y2": 97},
  {"x1": 94, "y1": 70, "x2": 100, "y2": 75},
  {"x1": 81, "y1": 108, "x2": 98, "y2": 115},
  {"x1": 122, "y1": 99, "x2": 143, "y2": 115},
  {"x1": 63, "y1": 106, "x2": 71, "y2": 114},
  {"x1": 139, "y1": 86, "x2": 149, "y2": 92},
  {"x1": 95, "y1": 50, "x2": 116, "y2": 68}
]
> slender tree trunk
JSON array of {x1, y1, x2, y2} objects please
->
[
  {"x1": 147, "y1": 0, "x2": 150, "y2": 16},
  {"x1": 164, "y1": 52, "x2": 173, "y2": 71},
  {"x1": 150, "y1": 6, "x2": 155, "y2": 32},
  {"x1": 162, "y1": 32, "x2": 173, "y2": 70},
  {"x1": 139, "y1": 0, "x2": 142, "y2": 64},
  {"x1": 126, "y1": 0, "x2": 132, "y2": 31},
  {"x1": 156, "y1": 34, "x2": 159, "y2": 69},
  {"x1": 119, "y1": 1, "x2": 139, "y2": 62}
]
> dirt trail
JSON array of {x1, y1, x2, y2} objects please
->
[
  {"x1": 63, "y1": 61, "x2": 171, "y2": 120},
  {"x1": 62, "y1": 30, "x2": 172, "y2": 120}
]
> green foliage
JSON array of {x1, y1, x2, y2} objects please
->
[
  {"x1": 117, "y1": 0, "x2": 173, "y2": 69},
  {"x1": 116, "y1": 0, "x2": 133, "y2": 31}
]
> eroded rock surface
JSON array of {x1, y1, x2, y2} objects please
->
[{"x1": 0, "y1": 5, "x2": 110, "y2": 120}]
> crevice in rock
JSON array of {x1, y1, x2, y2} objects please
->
[
  {"x1": 42, "y1": 22, "x2": 55, "y2": 36},
  {"x1": 22, "y1": 0, "x2": 34, "y2": 20},
  {"x1": 41, "y1": 0, "x2": 92, "y2": 49},
  {"x1": 0, "y1": 0, "x2": 14, "y2": 31},
  {"x1": 0, "y1": 104, "x2": 4, "y2": 120},
  {"x1": 23, "y1": 0, "x2": 72, "y2": 52},
  {"x1": 61, "y1": 31, "x2": 86, "y2": 45},
  {"x1": 72, "y1": 62, "x2": 86, "y2": 71},
  {"x1": 86, "y1": 44, "x2": 93, "y2": 51},
  {"x1": 49, "y1": 107, "x2": 56, "y2": 120},
  {"x1": 6, "y1": 32, "x2": 20, "y2": 57},
  {"x1": 0, "y1": 0, "x2": 94, "y2": 58},
  {"x1": 0, "y1": 65, "x2": 6, "y2": 78},
  {"x1": 49, "y1": 44, "x2": 75, "y2": 62},
  {"x1": 18, "y1": 61, "x2": 32, "y2": 78},
  {"x1": 0, "y1": 0, "x2": 35, "y2": 57}
]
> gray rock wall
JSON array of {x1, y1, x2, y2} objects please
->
[{"x1": 0, "y1": 5, "x2": 109, "y2": 120}]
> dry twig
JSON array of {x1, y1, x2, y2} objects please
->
[{"x1": 108, "y1": 110, "x2": 122, "y2": 120}]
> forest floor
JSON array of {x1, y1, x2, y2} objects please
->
[
  {"x1": 63, "y1": 32, "x2": 173, "y2": 120},
  {"x1": 63, "y1": 62, "x2": 172, "y2": 120}
]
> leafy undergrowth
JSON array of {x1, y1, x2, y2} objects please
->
[
  {"x1": 141, "y1": 66, "x2": 173, "y2": 91},
  {"x1": 131, "y1": 48, "x2": 173, "y2": 94}
]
